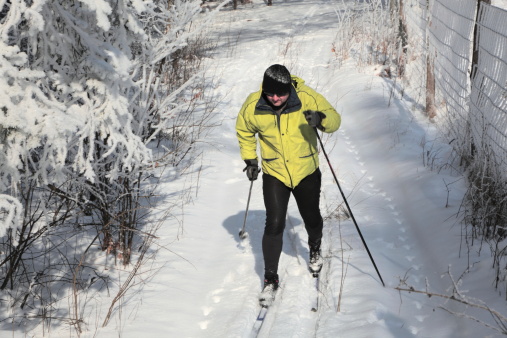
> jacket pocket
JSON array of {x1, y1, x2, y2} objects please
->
[
  {"x1": 299, "y1": 152, "x2": 315, "y2": 159},
  {"x1": 262, "y1": 157, "x2": 278, "y2": 162}
]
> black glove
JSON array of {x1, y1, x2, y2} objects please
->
[
  {"x1": 303, "y1": 110, "x2": 326, "y2": 130},
  {"x1": 243, "y1": 159, "x2": 260, "y2": 181}
]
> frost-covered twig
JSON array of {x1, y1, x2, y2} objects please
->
[{"x1": 396, "y1": 269, "x2": 507, "y2": 335}]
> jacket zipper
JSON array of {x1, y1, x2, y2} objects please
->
[{"x1": 276, "y1": 112, "x2": 294, "y2": 188}]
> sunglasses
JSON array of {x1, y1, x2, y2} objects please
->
[{"x1": 264, "y1": 92, "x2": 289, "y2": 97}]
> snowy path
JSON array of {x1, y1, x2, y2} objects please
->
[{"x1": 122, "y1": 1, "x2": 503, "y2": 337}]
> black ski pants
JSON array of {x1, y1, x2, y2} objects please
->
[{"x1": 262, "y1": 168, "x2": 323, "y2": 277}]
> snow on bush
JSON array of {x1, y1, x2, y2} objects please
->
[
  {"x1": 0, "y1": 0, "x2": 223, "y2": 332},
  {"x1": 0, "y1": 0, "x2": 214, "y2": 234}
]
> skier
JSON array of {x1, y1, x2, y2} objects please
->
[{"x1": 235, "y1": 64, "x2": 341, "y2": 306}]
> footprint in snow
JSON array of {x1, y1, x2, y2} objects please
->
[
  {"x1": 408, "y1": 326, "x2": 420, "y2": 335},
  {"x1": 415, "y1": 315, "x2": 428, "y2": 322},
  {"x1": 202, "y1": 306, "x2": 213, "y2": 316},
  {"x1": 210, "y1": 288, "x2": 223, "y2": 304}
]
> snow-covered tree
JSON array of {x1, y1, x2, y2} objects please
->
[{"x1": 0, "y1": 0, "x2": 222, "y2": 330}]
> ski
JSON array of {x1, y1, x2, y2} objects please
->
[
  {"x1": 251, "y1": 287, "x2": 276, "y2": 336},
  {"x1": 311, "y1": 272, "x2": 319, "y2": 312},
  {"x1": 308, "y1": 247, "x2": 322, "y2": 312},
  {"x1": 250, "y1": 274, "x2": 279, "y2": 336},
  {"x1": 251, "y1": 306, "x2": 268, "y2": 337}
]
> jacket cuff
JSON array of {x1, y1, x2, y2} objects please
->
[
  {"x1": 317, "y1": 111, "x2": 326, "y2": 131},
  {"x1": 244, "y1": 159, "x2": 258, "y2": 167}
]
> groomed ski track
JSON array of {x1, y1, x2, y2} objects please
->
[{"x1": 123, "y1": 0, "x2": 500, "y2": 337}]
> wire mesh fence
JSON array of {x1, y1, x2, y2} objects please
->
[
  {"x1": 401, "y1": 0, "x2": 429, "y2": 108},
  {"x1": 470, "y1": 3, "x2": 507, "y2": 177},
  {"x1": 428, "y1": 0, "x2": 476, "y2": 153},
  {"x1": 401, "y1": 0, "x2": 507, "y2": 287}
]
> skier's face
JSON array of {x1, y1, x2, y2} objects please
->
[{"x1": 265, "y1": 92, "x2": 289, "y2": 107}]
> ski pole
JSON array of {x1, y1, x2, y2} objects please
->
[
  {"x1": 239, "y1": 180, "x2": 254, "y2": 240},
  {"x1": 315, "y1": 129, "x2": 385, "y2": 287}
]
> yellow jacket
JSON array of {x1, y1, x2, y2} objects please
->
[{"x1": 236, "y1": 76, "x2": 341, "y2": 188}]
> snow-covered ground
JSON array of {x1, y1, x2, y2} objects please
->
[
  {"x1": 122, "y1": 1, "x2": 505, "y2": 337},
  {"x1": 10, "y1": 0, "x2": 507, "y2": 337},
  {"x1": 111, "y1": 1, "x2": 506, "y2": 337}
]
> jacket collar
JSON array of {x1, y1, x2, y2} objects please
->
[{"x1": 255, "y1": 85, "x2": 302, "y2": 114}]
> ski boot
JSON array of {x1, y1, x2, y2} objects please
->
[
  {"x1": 309, "y1": 246, "x2": 323, "y2": 277},
  {"x1": 259, "y1": 274, "x2": 279, "y2": 308}
]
